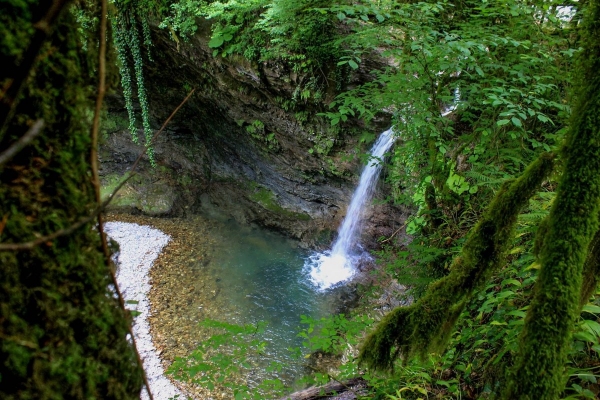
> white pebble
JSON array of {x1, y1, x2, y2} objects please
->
[{"x1": 105, "y1": 222, "x2": 183, "y2": 400}]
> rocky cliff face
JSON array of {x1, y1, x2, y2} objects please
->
[{"x1": 100, "y1": 20, "x2": 408, "y2": 249}]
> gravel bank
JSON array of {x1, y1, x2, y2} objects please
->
[{"x1": 104, "y1": 221, "x2": 183, "y2": 400}]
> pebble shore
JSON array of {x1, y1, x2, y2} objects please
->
[{"x1": 105, "y1": 221, "x2": 183, "y2": 400}]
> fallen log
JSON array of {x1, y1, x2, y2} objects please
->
[{"x1": 278, "y1": 377, "x2": 367, "y2": 400}]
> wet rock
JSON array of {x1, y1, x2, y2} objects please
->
[
  {"x1": 136, "y1": 183, "x2": 177, "y2": 215},
  {"x1": 99, "y1": 20, "x2": 408, "y2": 249}
]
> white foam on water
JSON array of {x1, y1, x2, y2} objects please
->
[{"x1": 307, "y1": 251, "x2": 354, "y2": 289}]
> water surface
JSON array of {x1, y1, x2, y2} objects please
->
[{"x1": 187, "y1": 217, "x2": 340, "y2": 388}]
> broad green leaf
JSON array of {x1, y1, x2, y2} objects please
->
[
  {"x1": 573, "y1": 373, "x2": 597, "y2": 384},
  {"x1": 537, "y1": 114, "x2": 550, "y2": 123},
  {"x1": 209, "y1": 36, "x2": 224, "y2": 48},
  {"x1": 582, "y1": 304, "x2": 600, "y2": 314},
  {"x1": 581, "y1": 319, "x2": 600, "y2": 337},
  {"x1": 496, "y1": 290, "x2": 515, "y2": 299},
  {"x1": 573, "y1": 331, "x2": 596, "y2": 343},
  {"x1": 507, "y1": 310, "x2": 527, "y2": 318}
]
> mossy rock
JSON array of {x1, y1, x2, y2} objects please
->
[
  {"x1": 101, "y1": 175, "x2": 176, "y2": 216},
  {"x1": 250, "y1": 186, "x2": 311, "y2": 221},
  {"x1": 136, "y1": 184, "x2": 177, "y2": 216},
  {"x1": 101, "y1": 175, "x2": 138, "y2": 212}
]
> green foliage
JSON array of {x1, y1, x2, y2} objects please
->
[
  {"x1": 306, "y1": 122, "x2": 340, "y2": 156},
  {"x1": 294, "y1": 188, "x2": 600, "y2": 399},
  {"x1": 318, "y1": 0, "x2": 574, "y2": 223},
  {"x1": 168, "y1": 314, "x2": 374, "y2": 398},
  {"x1": 245, "y1": 119, "x2": 280, "y2": 151},
  {"x1": 504, "y1": 1, "x2": 600, "y2": 396},
  {"x1": 356, "y1": 273, "x2": 600, "y2": 399},
  {"x1": 167, "y1": 319, "x2": 286, "y2": 399},
  {"x1": 298, "y1": 314, "x2": 374, "y2": 355},
  {"x1": 161, "y1": 0, "x2": 341, "y2": 114},
  {"x1": 164, "y1": 0, "x2": 339, "y2": 66},
  {"x1": 113, "y1": 0, "x2": 156, "y2": 165},
  {"x1": 360, "y1": 152, "x2": 555, "y2": 371}
]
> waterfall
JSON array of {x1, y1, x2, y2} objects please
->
[{"x1": 307, "y1": 128, "x2": 396, "y2": 289}]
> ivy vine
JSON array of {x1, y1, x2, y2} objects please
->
[
  {"x1": 113, "y1": 1, "x2": 155, "y2": 165},
  {"x1": 141, "y1": 17, "x2": 154, "y2": 62}
]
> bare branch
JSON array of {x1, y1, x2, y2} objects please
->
[
  {"x1": 0, "y1": 119, "x2": 44, "y2": 168},
  {"x1": 87, "y1": 2, "x2": 154, "y2": 399}
]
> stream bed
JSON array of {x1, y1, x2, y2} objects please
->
[{"x1": 108, "y1": 213, "x2": 349, "y2": 398}]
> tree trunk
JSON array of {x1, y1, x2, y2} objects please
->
[
  {"x1": 503, "y1": 0, "x2": 600, "y2": 398},
  {"x1": 0, "y1": 1, "x2": 143, "y2": 398}
]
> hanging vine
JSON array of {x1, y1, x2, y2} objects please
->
[
  {"x1": 141, "y1": 16, "x2": 154, "y2": 62},
  {"x1": 114, "y1": 15, "x2": 137, "y2": 142},
  {"x1": 113, "y1": 0, "x2": 155, "y2": 165}
]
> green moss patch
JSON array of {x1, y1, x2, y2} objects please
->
[{"x1": 250, "y1": 187, "x2": 311, "y2": 221}]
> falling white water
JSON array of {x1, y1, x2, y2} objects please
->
[
  {"x1": 307, "y1": 127, "x2": 396, "y2": 289},
  {"x1": 441, "y1": 87, "x2": 461, "y2": 117}
]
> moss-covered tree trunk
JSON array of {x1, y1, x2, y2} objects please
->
[
  {"x1": 359, "y1": 152, "x2": 555, "y2": 370},
  {"x1": 503, "y1": 1, "x2": 600, "y2": 398},
  {"x1": 0, "y1": 1, "x2": 143, "y2": 398}
]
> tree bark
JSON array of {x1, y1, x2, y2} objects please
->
[
  {"x1": 503, "y1": 0, "x2": 600, "y2": 397},
  {"x1": 0, "y1": 1, "x2": 143, "y2": 398}
]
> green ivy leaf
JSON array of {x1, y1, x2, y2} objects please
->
[{"x1": 209, "y1": 36, "x2": 224, "y2": 48}]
